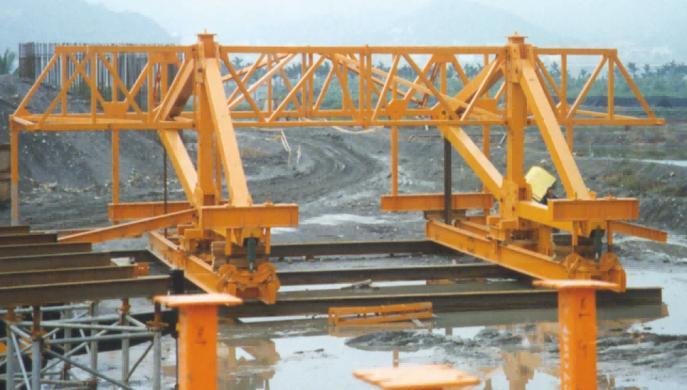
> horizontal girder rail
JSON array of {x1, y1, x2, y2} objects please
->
[
  {"x1": 0, "y1": 232, "x2": 57, "y2": 245},
  {"x1": 225, "y1": 285, "x2": 661, "y2": 317},
  {"x1": 0, "y1": 242, "x2": 92, "y2": 258},
  {"x1": 11, "y1": 42, "x2": 662, "y2": 131},
  {"x1": 0, "y1": 225, "x2": 170, "y2": 308},
  {"x1": 0, "y1": 252, "x2": 112, "y2": 272},
  {"x1": 0, "y1": 276, "x2": 170, "y2": 307},
  {"x1": 278, "y1": 263, "x2": 521, "y2": 285},
  {"x1": 269, "y1": 240, "x2": 449, "y2": 258},
  {"x1": 0, "y1": 225, "x2": 30, "y2": 235},
  {"x1": 0, "y1": 265, "x2": 142, "y2": 287}
]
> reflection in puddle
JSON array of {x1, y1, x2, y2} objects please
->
[
  {"x1": 218, "y1": 338, "x2": 280, "y2": 389},
  {"x1": 217, "y1": 303, "x2": 669, "y2": 389}
]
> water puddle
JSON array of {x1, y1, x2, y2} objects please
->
[
  {"x1": 217, "y1": 262, "x2": 686, "y2": 389},
  {"x1": 301, "y1": 214, "x2": 387, "y2": 226}
]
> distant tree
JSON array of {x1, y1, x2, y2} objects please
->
[
  {"x1": 549, "y1": 62, "x2": 561, "y2": 80},
  {"x1": 578, "y1": 68, "x2": 589, "y2": 80},
  {"x1": 375, "y1": 61, "x2": 389, "y2": 72},
  {"x1": 232, "y1": 56, "x2": 246, "y2": 69},
  {"x1": 0, "y1": 49, "x2": 16, "y2": 75},
  {"x1": 315, "y1": 61, "x2": 331, "y2": 78},
  {"x1": 463, "y1": 63, "x2": 482, "y2": 77},
  {"x1": 627, "y1": 62, "x2": 638, "y2": 78},
  {"x1": 643, "y1": 64, "x2": 652, "y2": 77}
]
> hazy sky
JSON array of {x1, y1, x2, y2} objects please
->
[
  {"x1": 86, "y1": 0, "x2": 686, "y2": 62},
  {"x1": 86, "y1": 0, "x2": 432, "y2": 42}
]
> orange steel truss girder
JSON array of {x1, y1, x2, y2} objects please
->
[
  {"x1": 199, "y1": 204, "x2": 298, "y2": 230},
  {"x1": 426, "y1": 220, "x2": 627, "y2": 289},
  {"x1": 10, "y1": 33, "x2": 666, "y2": 296},
  {"x1": 60, "y1": 209, "x2": 196, "y2": 244},
  {"x1": 380, "y1": 193, "x2": 493, "y2": 212},
  {"x1": 108, "y1": 201, "x2": 193, "y2": 221}
]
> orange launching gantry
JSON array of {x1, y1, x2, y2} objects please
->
[{"x1": 10, "y1": 33, "x2": 666, "y2": 303}]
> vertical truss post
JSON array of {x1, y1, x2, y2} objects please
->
[
  {"x1": 31, "y1": 306, "x2": 41, "y2": 390},
  {"x1": 535, "y1": 280, "x2": 618, "y2": 390},
  {"x1": 153, "y1": 331, "x2": 161, "y2": 390},
  {"x1": 561, "y1": 54, "x2": 574, "y2": 151},
  {"x1": 155, "y1": 294, "x2": 242, "y2": 390},
  {"x1": 148, "y1": 302, "x2": 165, "y2": 390},
  {"x1": 443, "y1": 139, "x2": 452, "y2": 224},
  {"x1": 482, "y1": 125, "x2": 490, "y2": 160},
  {"x1": 482, "y1": 124, "x2": 491, "y2": 215},
  {"x1": 5, "y1": 308, "x2": 16, "y2": 389},
  {"x1": 506, "y1": 36, "x2": 527, "y2": 182},
  {"x1": 9, "y1": 124, "x2": 19, "y2": 225},
  {"x1": 502, "y1": 35, "x2": 529, "y2": 224},
  {"x1": 390, "y1": 126, "x2": 399, "y2": 195},
  {"x1": 112, "y1": 128, "x2": 120, "y2": 208},
  {"x1": 120, "y1": 299, "x2": 130, "y2": 385},
  {"x1": 61, "y1": 307, "x2": 72, "y2": 381},
  {"x1": 89, "y1": 301, "x2": 98, "y2": 384},
  {"x1": 195, "y1": 35, "x2": 219, "y2": 206}
]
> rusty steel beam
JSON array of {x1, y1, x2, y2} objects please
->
[
  {"x1": 278, "y1": 263, "x2": 521, "y2": 286},
  {"x1": 0, "y1": 265, "x2": 140, "y2": 287},
  {"x1": 0, "y1": 225, "x2": 30, "y2": 235},
  {"x1": 269, "y1": 240, "x2": 448, "y2": 258},
  {"x1": 0, "y1": 252, "x2": 111, "y2": 272},
  {"x1": 0, "y1": 232, "x2": 57, "y2": 245},
  {"x1": 0, "y1": 276, "x2": 170, "y2": 307},
  {"x1": 0, "y1": 242, "x2": 92, "y2": 258},
  {"x1": 225, "y1": 286, "x2": 662, "y2": 317}
]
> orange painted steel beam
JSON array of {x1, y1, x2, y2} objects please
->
[
  {"x1": 609, "y1": 221, "x2": 667, "y2": 242},
  {"x1": 520, "y1": 60, "x2": 590, "y2": 200},
  {"x1": 199, "y1": 204, "x2": 298, "y2": 229},
  {"x1": 108, "y1": 201, "x2": 193, "y2": 221},
  {"x1": 516, "y1": 201, "x2": 574, "y2": 232},
  {"x1": 156, "y1": 294, "x2": 242, "y2": 390},
  {"x1": 534, "y1": 279, "x2": 619, "y2": 390},
  {"x1": 202, "y1": 47, "x2": 252, "y2": 207},
  {"x1": 426, "y1": 220, "x2": 571, "y2": 281},
  {"x1": 60, "y1": 209, "x2": 195, "y2": 243},
  {"x1": 353, "y1": 364, "x2": 480, "y2": 390},
  {"x1": 149, "y1": 230, "x2": 281, "y2": 304},
  {"x1": 149, "y1": 231, "x2": 224, "y2": 291},
  {"x1": 380, "y1": 193, "x2": 493, "y2": 212},
  {"x1": 549, "y1": 198, "x2": 639, "y2": 221}
]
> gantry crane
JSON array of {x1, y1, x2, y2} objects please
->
[{"x1": 9, "y1": 33, "x2": 666, "y2": 303}]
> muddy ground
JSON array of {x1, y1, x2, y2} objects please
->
[{"x1": 1, "y1": 73, "x2": 686, "y2": 388}]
